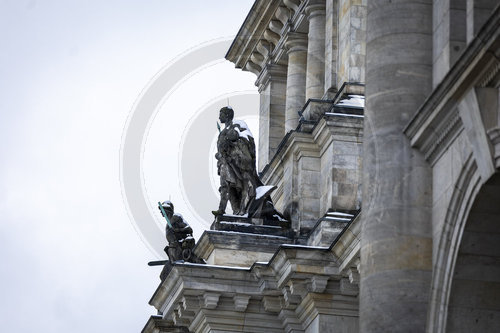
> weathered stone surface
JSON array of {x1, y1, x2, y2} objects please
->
[
  {"x1": 261, "y1": 113, "x2": 363, "y2": 236},
  {"x1": 285, "y1": 33, "x2": 308, "y2": 132},
  {"x1": 305, "y1": 0, "x2": 326, "y2": 101},
  {"x1": 194, "y1": 227, "x2": 295, "y2": 267},
  {"x1": 361, "y1": 0, "x2": 434, "y2": 331},
  {"x1": 258, "y1": 64, "x2": 287, "y2": 170},
  {"x1": 143, "y1": 2, "x2": 500, "y2": 333},
  {"x1": 337, "y1": 0, "x2": 366, "y2": 88},
  {"x1": 142, "y1": 316, "x2": 189, "y2": 333}
]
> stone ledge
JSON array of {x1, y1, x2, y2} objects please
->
[
  {"x1": 211, "y1": 215, "x2": 295, "y2": 238},
  {"x1": 300, "y1": 98, "x2": 335, "y2": 122},
  {"x1": 194, "y1": 228, "x2": 295, "y2": 267},
  {"x1": 307, "y1": 210, "x2": 358, "y2": 247},
  {"x1": 141, "y1": 315, "x2": 189, "y2": 333},
  {"x1": 146, "y1": 242, "x2": 357, "y2": 333}
]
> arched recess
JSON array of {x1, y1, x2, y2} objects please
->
[
  {"x1": 427, "y1": 152, "x2": 500, "y2": 332},
  {"x1": 446, "y1": 171, "x2": 500, "y2": 331}
]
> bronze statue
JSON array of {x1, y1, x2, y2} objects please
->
[
  {"x1": 212, "y1": 106, "x2": 286, "y2": 223},
  {"x1": 158, "y1": 201, "x2": 204, "y2": 263}
]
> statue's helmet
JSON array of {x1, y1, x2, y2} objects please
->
[
  {"x1": 219, "y1": 106, "x2": 234, "y2": 120},
  {"x1": 161, "y1": 200, "x2": 174, "y2": 213}
]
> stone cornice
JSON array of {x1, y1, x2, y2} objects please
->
[
  {"x1": 226, "y1": 0, "x2": 309, "y2": 79},
  {"x1": 141, "y1": 315, "x2": 189, "y2": 333},
  {"x1": 148, "y1": 243, "x2": 355, "y2": 330},
  {"x1": 256, "y1": 63, "x2": 288, "y2": 90},
  {"x1": 226, "y1": 0, "x2": 283, "y2": 69},
  {"x1": 404, "y1": 5, "x2": 500, "y2": 164}
]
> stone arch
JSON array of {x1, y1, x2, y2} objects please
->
[
  {"x1": 427, "y1": 154, "x2": 481, "y2": 332},
  {"x1": 427, "y1": 151, "x2": 500, "y2": 332},
  {"x1": 446, "y1": 171, "x2": 500, "y2": 331}
]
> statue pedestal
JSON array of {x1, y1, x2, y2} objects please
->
[
  {"x1": 211, "y1": 214, "x2": 293, "y2": 238},
  {"x1": 191, "y1": 214, "x2": 295, "y2": 267}
]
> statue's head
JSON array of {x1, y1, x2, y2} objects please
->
[
  {"x1": 219, "y1": 106, "x2": 234, "y2": 123},
  {"x1": 160, "y1": 201, "x2": 174, "y2": 219}
]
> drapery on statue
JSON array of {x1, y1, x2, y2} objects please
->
[
  {"x1": 211, "y1": 106, "x2": 286, "y2": 222},
  {"x1": 158, "y1": 201, "x2": 204, "y2": 264}
]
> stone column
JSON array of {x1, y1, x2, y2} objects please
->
[
  {"x1": 361, "y1": 0, "x2": 433, "y2": 332},
  {"x1": 324, "y1": 0, "x2": 338, "y2": 97},
  {"x1": 256, "y1": 64, "x2": 287, "y2": 171},
  {"x1": 305, "y1": 0, "x2": 326, "y2": 101},
  {"x1": 284, "y1": 33, "x2": 308, "y2": 132}
]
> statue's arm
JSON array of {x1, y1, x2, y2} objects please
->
[
  {"x1": 172, "y1": 215, "x2": 193, "y2": 234},
  {"x1": 182, "y1": 225, "x2": 193, "y2": 234}
]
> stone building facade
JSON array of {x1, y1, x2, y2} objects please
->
[{"x1": 143, "y1": 0, "x2": 500, "y2": 332}]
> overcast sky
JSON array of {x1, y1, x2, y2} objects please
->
[{"x1": 0, "y1": 1, "x2": 256, "y2": 332}]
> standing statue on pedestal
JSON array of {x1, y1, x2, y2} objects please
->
[
  {"x1": 211, "y1": 106, "x2": 286, "y2": 223},
  {"x1": 158, "y1": 201, "x2": 204, "y2": 264}
]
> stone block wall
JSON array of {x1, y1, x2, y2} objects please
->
[
  {"x1": 319, "y1": 116, "x2": 363, "y2": 215},
  {"x1": 337, "y1": 0, "x2": 366, "y2": 88},
  {"x1": 298, "y1": 155, "x2": 322, "y2": 231},
  {"x1": 263, "y1": 115, "x2": 363, "y2": 235},
  {"x1": 433, "y1": 0, "x2": 467, "y2": 87}
]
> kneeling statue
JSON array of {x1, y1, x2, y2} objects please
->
[{"x1": 158, "y1": 201, "x2": 204, "y2": 264}]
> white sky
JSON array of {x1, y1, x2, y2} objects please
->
[{"x1": 0, "y1": 1, "x2": 257, "y2": 332}]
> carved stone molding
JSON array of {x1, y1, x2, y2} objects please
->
[
  {"x1": 269, "y1": 19, "x2": 284, "y2": 35},
  {"x1": 304, "y1": 0, "x2": 326, "y2": 19},
  {"x1": 404, "y1": 5, "x2": 500, "y2": 164},
  {"x1": 284, "y1": 32, "x2": 308, "y2": 54},
  {"x1": 250, "y1": 51, "x2": 266, "y2": 68},
  {"x1": 488, "y1": 127, "x2": 500, "y2": 168},
  {"x1": 233, "y1": 295, "x2": 251, "y2": 312},
  {"x1": 202, "y1": 293, "x2": 220, "y2": 309},
  {"x1": 284, "y1": 0, "x2": 301, "y2": 14},
  {"x1": 276, "y1": 6, "x2": 291, "y2": 25},
  {"x1": 256, "y1": 63, "x2": 288, "y2": 89},
  {"x1": 147, "y1": 240, "x2": 359, "y2": 333},
  {"x1": 309, "y1": 275, "x2": 329, "y2": 292},
  {"x1": 347, "y1": 266, "x2": 360, "y2": 284},
  {"x1": 423, "y1": 110, "x2": 463, "y2": 164},
  {"x1": 264, "y1": 28, "x2": 281, "y2": 46},
  {"x1": 256, "y1": 39, "x2": 272, "y2": 58},
  {"x1": 263, "y1": 295, "x2": 283, "y2": 313},
  {"x1": 245, "y1": 61, "x2": 262, "y2": 76},
  {"x1": 426, "y1": 155, "x2": 481, "y2": 333}
]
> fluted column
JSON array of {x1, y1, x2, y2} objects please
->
[
  {"x1": 360, "y1": 0, "x2": 433, "y2": 332},
  {"x1": 284, "y1": 33, "x2": 308, "y2": 132},
  {"x1": 305, "y1": 0, "x2": 326, "y2": 101}
]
